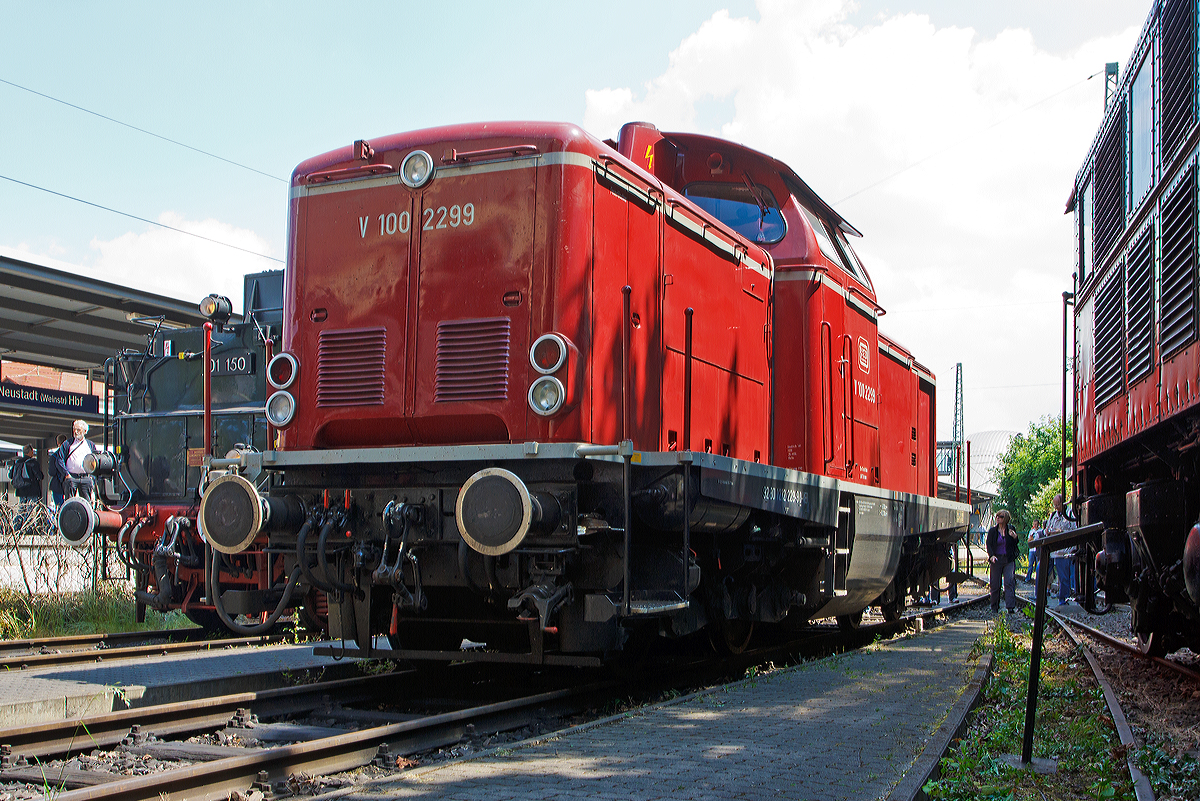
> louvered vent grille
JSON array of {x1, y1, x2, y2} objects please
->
[
  {"x1": 1161, "y1": 168, "x2": 1198, "y2": 357},
  {"x1": 1094, "y1": 266, "x2": 1126, "y2": 409},
  {"x1": 1162, "y1": 0, "x2": 1197, "y2": 162},
  {"x1": 316, "y1": 327, "x2": 386, "y2": 407},
  {"x1": 1126, "y1": 230, "x2": 1155, "y2": 382},
  {"x1": 1093, "y1": 102, "x2": 1127, "y2": 267},
  {"x1": 435, "y1": 317, "x2": 511, "y2": 402}
]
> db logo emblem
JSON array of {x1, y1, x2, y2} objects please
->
[{"x1": 858, "y1": 337, "x2": 870, "y2": 374}]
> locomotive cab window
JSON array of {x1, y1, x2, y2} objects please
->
[
  {"x1": 835, "y1": 227, "x2": 873, "y2": 291},
  {"x1": 799, "y1": 203, "x2": 870, "y2": 287},
  {"x1": 684, "y1": 181, "x2": 787, "y2": 244}
]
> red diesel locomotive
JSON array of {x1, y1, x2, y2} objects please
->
[
  {"x1": 198, "y1": 121, "x2": 968, "y2": 661},
  {"x1": 1070, "y1": 0, "x2": 1200, "y2": 656}
]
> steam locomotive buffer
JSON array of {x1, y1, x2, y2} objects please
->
[{"x1": 197, "y1": 121, "x2": 969, "y2": 662}]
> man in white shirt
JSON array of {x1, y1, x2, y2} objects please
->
[
  {"x1": 1045, "y1": 494, "x2": 1077, "y2": 605},
  {"x1": 54, "y1": 419, "x2": 100, "y2": 502}
]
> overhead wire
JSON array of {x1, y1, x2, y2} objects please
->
[
  {"x1": 0, "y1": 76, "x2": 287, "y2": 183},
  {"x1": 0, "y1": 173, "x2": 283, "y2": 263},
  {"x1": 833, "y1": 73, "x2": 1099, "y2": 205}
]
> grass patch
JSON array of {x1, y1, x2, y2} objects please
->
[
  {"x1": 923, "y1": 615, "x2": 1134, "y2": 800},
  {"x1": 1135, "y1": 727, "x2": 1200, "y2": 801},
  {"x1": 0, "y1": 583, "x2": 193, "y2": 638}
]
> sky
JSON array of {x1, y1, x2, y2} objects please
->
[{"x1": 0, "y1": 0, "x2": 1148, "y2": 441}]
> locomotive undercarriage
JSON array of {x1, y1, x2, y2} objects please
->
[
  {"x1": 200, "y1": 446, "x2": 965, "y2": 661},
  {"x1": 1081, "y1": 421, "x2": 1200, "y2": 656}
]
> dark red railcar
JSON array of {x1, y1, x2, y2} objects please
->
[
  {"x1": 199, "y1": 121, "x2": 967, "y2": 661},
  {"x1": 1068, "y1": 0, "x2": 1200, "y2": 656}
]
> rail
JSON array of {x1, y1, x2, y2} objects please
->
[
  {"x1": 0, "y1": 634, "x2": 280, "y2": 671},
  {"x1": 49, "y1": 681, "x2": 618, "y2": 801},
  {"x1": 1050, "y1": 609, "x2": 1156, "y2": 801}
]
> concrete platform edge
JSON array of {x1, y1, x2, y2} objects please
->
[{"x1": 887, "y1": 650, "x2": 994, "y2": 801}]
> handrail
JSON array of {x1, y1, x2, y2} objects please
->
[
  {"x1": 847, "y1": 284, "x2": 885, "y2": 316},
  {"x1": 441, "y1": 144, "x2": 539, "y2": 164},
  {"x1": 306, "y1": 163, "x2": 395, "y2": 184},
  {"x1": 821, "y1": 321, "x2": 833, "y2": 468}
]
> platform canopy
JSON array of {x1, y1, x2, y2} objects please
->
[{"x1": 0, "y1": 247, "x2": 209, "y2": 446}]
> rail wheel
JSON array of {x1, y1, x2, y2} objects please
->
[
  {"x1": 837, "y1": 609, "x2": 864, "y2": 631},
  {"x1": 878, "y1": 577, "x2": 904, "y2": 622},
  {"x1": 1137, "y1": 629, "x2": 1168, "y2": 657},
  {"x1": 880, "y1": 598, "x2": 903, "y2": 622},
  {"x1": 710, "y1": 616, "x2": 755, "y2": 654},
  {"x1": 184, "y1": 607, "x2": 226, "y2": 634}
]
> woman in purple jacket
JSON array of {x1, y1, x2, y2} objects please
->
[{"x1": 986, "y1": 509, "x2": 1019, "y2": 614}]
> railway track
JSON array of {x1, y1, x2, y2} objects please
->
[
  {"x1": 0, "y1": 634, "x2": 283, "y2": 671},
  {"x1": 0, "y1": 671, "x2": 411, "y2": 762},
  {"x1": 1056, "y1": 612, "x2": 1200, "y2": 684},
  {"x1": 11, "y1": 680, "x2": 618, "y2": 801},
  {"x1": 0, "y1": 593, "x2": 993, "y2": 800},
  {"x1": 1048, "y1": 610, "x2": 1157, "y2": 801},
  {"x1": 0, "y1": 628, "x2": 205, "y2": 659}
]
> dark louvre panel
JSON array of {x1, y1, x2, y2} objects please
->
[
  {"x1": 1162, "y1": 0, "x2": 1198, "y2": 162},
  {"x1": 1126, "y1": 230, "x2": 1155, "y2": 382},
  {"x1": 435, "y1": 317, "x2": 511, "y2": 402},
  {"x1": 1093, "y1": 102, "x2": 1127, "y2": 267},
  {"x1": 316, "y1": 327, "x2": 386, "y2": 407},
  {"x1": 1161, "y1": 168, "x2": 1198, "y2": 357},
  {"x1": 1094, "y1": 266, "x2": 1126, "y2": 409}
]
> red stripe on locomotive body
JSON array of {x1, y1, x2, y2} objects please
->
[{"x1": 280, "y1": 121, "x2": 933, "y2": 494}]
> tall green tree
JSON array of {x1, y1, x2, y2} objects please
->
[{"x1": 990, "y1": 415, "x2": 1069, "y2": 532}]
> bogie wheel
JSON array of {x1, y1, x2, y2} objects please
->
[
  {"x1": 1137, "y1": 630, "x2": 1168, "y2": 658},
  {"x1": 837, "y1": 609, "x2": 864, "y2": 631},
  {"x1": 880, "y1": 599, "x2": 903, "y2": 623},
  {"x1": 184, "y1": 607, "x2": 228, "y2": 635},
  {"x1": 710, "y1": 617, "x2": 755, "y2": 655}
]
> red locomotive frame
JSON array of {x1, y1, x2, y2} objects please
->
[
  {"x1": 198, "y1": 121, "x2": 967, "y2": 660},
  {"x1": 1068, "y1": 0, "x2": 1200, "y2": 656}
]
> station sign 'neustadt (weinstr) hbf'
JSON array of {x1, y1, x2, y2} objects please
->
[{"x1": 0, "y1": 381, "x2": 100, "y2": 415}]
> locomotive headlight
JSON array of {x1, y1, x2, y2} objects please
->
[
  {"x1": 83, "y1": 451, "x2": 117, "y2": 474},
  {"x1": 400, "y1": 150, "x2": 434, "y2": 188},
  {"x1": 530, "y1": 333, "x2": 567, "y2": 374},
  {"x1": 265, "y1": 390, "x2": 296, "y2": 427},
  {"x1": 266, "y1": 352, "x2": 299, "y2": 389},
  {"x1": 528, "y1": 376, "x2": 564, "y2": 416},
  {"x1": 199, "y1": 294, "x2": 233, "y2": 326}
]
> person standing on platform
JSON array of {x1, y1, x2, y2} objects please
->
[
  {"x1": 1046, "y1": 493, "x2": 1078, "y2": 606},
  {"x1": 47, "y1": 434, "x2": 67, "y2": 510},
  {"x1": 987, "y1": 509, "x2": 1019, "y2": 613},
  {"x1": 54, "y1": 420, "x2": 100, "y2": 503},
  {"x1": 1025, "y1": 519, "x2": 1044, "y2": 583},
  {"x1": 11, "y1": 444, "x2": 44, "y2": 525}
]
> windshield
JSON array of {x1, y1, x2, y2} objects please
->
[{"x1": 684, "y1": 181, "x2": 787, "y2": 244}]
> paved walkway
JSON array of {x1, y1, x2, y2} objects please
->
[{"x1": 349, "y1": 618, "x2": 988, "y2": 801}]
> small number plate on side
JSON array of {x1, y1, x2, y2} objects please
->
[{"x1": 210, "y1": 349, "x2": 255, "y2": 376}]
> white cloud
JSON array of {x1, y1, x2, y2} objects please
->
[
  {"x1": 584, "y1": 0, "x2": 1139, "y2": 437},
  {"x1": 87, "y1": 212, "x2": 279, "y2": 310}
]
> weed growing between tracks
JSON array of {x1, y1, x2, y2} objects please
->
[
  {"x1": 923, "y1": 614, "x2": 1134, "y2": 801},
  {"x1": 0, "y1": 584, "x2": 191, "y2": 638},
  {"x1": 1135, "y1": 728, "x2": 1200, "y2": 800}
]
